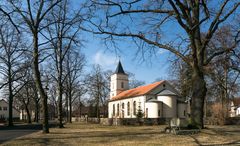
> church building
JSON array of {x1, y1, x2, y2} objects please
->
[{"x1": 108, "y1": 61, "x2": 187, "y2": 119}]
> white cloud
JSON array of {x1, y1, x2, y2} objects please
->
[
  {"x1": 92, "y1": 51, "x2": 117, "y2": 69},
  {"x1": 157, "y1": 49, "x2": 167, "y2": 55}
]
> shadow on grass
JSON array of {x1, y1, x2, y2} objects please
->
[
  {"x1": 14, "y1": 130, "x2": 165, "y2": 145},
  {"x1": 190, "y1": 135, "x2": 240, "y2": 146},
  {"x1": 0, "y1": 122, "x2": 59, "y2": 144}
]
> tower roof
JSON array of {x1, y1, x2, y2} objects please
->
[{"x1": 115, "y1": 61, "x2": 126, "y2": 74}]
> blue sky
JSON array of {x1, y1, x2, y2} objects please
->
[
  {"x1": 70, "y1": 1, "x2": 180, "y2": 84},
  {"x1": 82, "y1": 34, "x2": 172, "y2": 84}
]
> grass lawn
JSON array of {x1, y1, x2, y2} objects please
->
[{"x1": 1, "y1": 122, "x2": 240, "y2": 146}]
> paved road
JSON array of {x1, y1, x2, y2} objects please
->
[
  {"x1": 0, "y1": 129, "x2": 39, "y2": 144},
  {"x1": 0, "y1": 122, "x2": 58, "y2": 144}
]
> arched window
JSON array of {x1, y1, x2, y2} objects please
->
[
  {"x1": 146, "y1": 108, "x2": 148, "y2": 118},
  {"x1": 133, "y1": 101, "x2": 136, "y2": 115},
  {"x1": 117, "y1": 103, "x2": 119, "y2": 116},
  {"x1": 127, "y1": 102, "x2": 130, "y2": 116},
  {"x1": 113, "y1": 104, "x2": 115, "y2": 116},
  {"x1": 122, "y1": 103, "x2": 124, "y2": 118}
]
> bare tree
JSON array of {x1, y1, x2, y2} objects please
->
[
  {"x1": 85, "y1": 65, "x2": 110, "y2": 119},
  {"x1": 86, "y1": 0, "x2": 240, "y2": 128},
  {"x1": 64, "y1": 50, "x2": 85, "y2": 123},
  {"x1": 43, "y1": 0, "x2": 83, "y2": 128},
  {"x1": 5, "y1": 0, "x2": 61, "y2": 133},
  {"x1": 0, "y1": 24, "x2": 27, "y2": 126}
]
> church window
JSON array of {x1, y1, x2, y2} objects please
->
[
  {"x1": 127, "y1": 102, "x2": 130, "y2": 116},
  {"x1": 117, "y1": 103, "x2": 119, "y2": 116},
  {"x1": 121, "y1": 82, "x2": 124, "y2": 88},
  {"x1": 113, "y1": 104, "x2": 115, "y2": 116},
  {"x1": 146, "y1": 108, "x2": 148, "y2": 118},
  {"x1": 133, "y1": 101, "x2": 136, "y2": 115},
  {"x1": 122, "y1": 103, "x2": 124, "y2": 118}
]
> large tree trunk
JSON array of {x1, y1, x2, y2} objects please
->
[
  {"x1": 58, "y1": 80, "x2": 64, "y2": 128},
  {"x1": 8, "y1": 66, "x2": 13, "y2": 127},
  {"x1": 67, "y1": 88, "x2": 72, "y2": 123},
  {"x1": 69, "y1": 95, "x2": 72, "y2": 123},
  {"x1": 33, "y1": 33, "x2": 49, "y2": 133},
  {"x1": 25, "y1": 105, "x2": 31, "y2": 124},
  {"x1": 34, "y1": 96, "x2": 39, "y2": 123},
  {"x1": 190, "y1": 68, "x2": 207, "y2": 129},
  {"x1": 8, "y1": 93, "x2": 13, "y2": 126}
]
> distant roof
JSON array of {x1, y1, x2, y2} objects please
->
[
  {"x1": 110, "y1": 80, "x2": 165, "y2": 101},
  {"x1": 233, "y1": 98, "x2": 240, "y2": 106},
  {"x1": 115, "y1": 61, "x2": 126, "y2": 74},
  {"x1": 0, "y1": 99, "x2": 20, "y2": 113},
  {"x1": 157, "y1": 89, "x2": 178, "y2": 96}
]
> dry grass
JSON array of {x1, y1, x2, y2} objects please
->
[{"x1": 1, "y1": 122, "x2": 240, "y2": 146}]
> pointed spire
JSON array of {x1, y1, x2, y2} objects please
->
[{"x1": 115, "y1": 61, "x2": 126, "y2": 74}]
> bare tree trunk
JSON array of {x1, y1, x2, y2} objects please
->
[
  {"x1": 191, "y1": 68, "x2": 207, "y2": 129},
  {"x1": 34, "y1": 93, "x2": 39, "y2": 123},
  {"x1": 8, "y1": 91, "x2": 13, "y2": 126},
  {"x1": 25, "y1": 105, "x2": 31, "y2": 124},
  {"x1": 68, "y1": 89, "x2": 72, "y2": 123},
  {"x1": 57, "y1": 80, "x2": 64, "y2": 128},
  {"x1": 69, "y1": 95, "x2": 72, "y2": 123},
  {"x1": 33, "y1": 34, "x2": 49, "y2": 133},
  {"x1": 8, "y1": 63, "x2": 13, "y2": 126}
]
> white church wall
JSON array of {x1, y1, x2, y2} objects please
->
[
  {"x1": 157, "y1": 95, "x2": 177, "y2": 118},
  {"x1": 236, "y1": 107, "x2": 240, "y2": 116},
  {"x1": 177, "y1": 103, "x2": 187, "y2": 118},
  {"x1": 108, "y1": 96, "x2": 145, "y2": 118},
  {"x1": 145, "y1": 102, "x2": 162, "y2": 118}
]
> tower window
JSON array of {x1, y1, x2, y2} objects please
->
[{"x1": 121, "y1": 82, "x2": 124, "y2": 88}]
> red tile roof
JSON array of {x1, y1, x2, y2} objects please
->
[{"x1": 110, "y1": 80, "x2": 165, "y2": 101}]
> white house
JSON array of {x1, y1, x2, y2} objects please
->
[
  {"x1": 229, "y1": 98, "x2": 240, "y2": 117},
  {"x1": 108, "y1": 61, "x2": 187, "y2": 119},
  {"x1": 0, "y1": 99, "x2": 20, "y2": 121}
]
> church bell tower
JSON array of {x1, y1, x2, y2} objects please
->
[{"x1": 110, "y1": 61, "x2": 129, "y2": 99}]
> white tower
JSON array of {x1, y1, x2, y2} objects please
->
[{"x1": 110, "y1": 61, "x2": 129, "y2": 99}]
